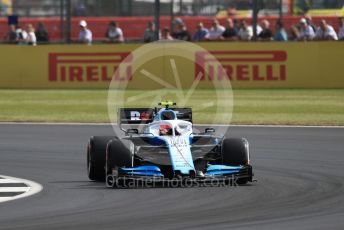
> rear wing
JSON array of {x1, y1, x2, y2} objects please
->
[
  {"x1": 118, "y1": 107, "x2": 192, "y2": 127},
  {"x1": 118, "y1": 108, "x2": 155, "y2": 125}
]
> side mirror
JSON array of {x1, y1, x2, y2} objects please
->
[
  {"x1": 126, "y1": 129, "x2": 139, "y2": 136},
  {"x1": 205, "y1": 128, "x2": 215, "y2": 133}
]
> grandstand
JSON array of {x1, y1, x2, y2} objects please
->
[{"x1": 0, "y1": 0, "x2": 343, "y2": 42}]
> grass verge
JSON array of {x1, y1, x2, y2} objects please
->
[{"x1": 0, "y1": 89, "x2": 343, "y2": 126}]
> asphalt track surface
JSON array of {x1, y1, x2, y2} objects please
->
[{"x1": 0, "y1": 124, "x2": 344, "y2": 230}]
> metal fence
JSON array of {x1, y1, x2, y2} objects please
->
[
  {"x1": 0, "y1": 0, "x2": 289, "y2": 17},
  {"x1": 3, "y1": 0, "x2": 344, "y2": 18},
  {"x1": 2, "y1": 0, "x2": 185, "y2": 17}
]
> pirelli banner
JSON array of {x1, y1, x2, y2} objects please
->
[{"x1": 0, "y1": 42, "x2": 343, "y2": 89}]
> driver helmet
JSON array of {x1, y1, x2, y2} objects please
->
[{"x1": 159, "y1": 124, "x2": 172, "y2": 136}]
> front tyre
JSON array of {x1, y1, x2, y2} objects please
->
[
  {"x1": 221, "y1": 138, "x2": 249, "y2": 166},
  {"x1": 87, "y1": 136, "x2": 116, "y2": 181},
  {"x1": 106, "y1": 139, "x2": 133, "y2": 176},
  {"x1": 221, "y1": 138, "x2": 250, "y2": 185}
]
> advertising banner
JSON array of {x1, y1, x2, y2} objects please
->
[{"x1": 0, "y1": 42, "x2": 343, "y2": 89}]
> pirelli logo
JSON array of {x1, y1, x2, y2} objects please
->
[
  {"x1": 195, "y1": 51, "x2": 287, "y2": 81},
  {"x1": 48, "y1": 52, "x2": 132, "y2": 82}
]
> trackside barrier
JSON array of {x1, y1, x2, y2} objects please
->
[{"x1": 0, "y1": 42, "x2": 343, "y2": 89}]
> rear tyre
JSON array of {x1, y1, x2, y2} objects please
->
[
  {"x1": 221, "y1": 138, "x2": 250, "y2": 185},
  {"x1": 87, "y1": 136, "x2": 116, "y2": 181}
]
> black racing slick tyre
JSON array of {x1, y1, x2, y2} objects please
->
[
  {"x1": 221, "y1": 138, "x2": 250, "y2": 185},
  {"x1": 106, "y1": 139, "x2": 133, "y2": 176},
  {"x1": 87, "y1": 136, "x2": 116, "y2": 181},
  {"x1": 221, "y1": 138, "x2": 249, "y2": 166}
]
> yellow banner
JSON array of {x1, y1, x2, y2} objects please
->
[{"x1": 0, "y1": 42, "x2": 343, "y2": 89}]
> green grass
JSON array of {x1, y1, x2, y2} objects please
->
[{"x1": 0, "y1": 89, "x2": 343, "y2": 125}]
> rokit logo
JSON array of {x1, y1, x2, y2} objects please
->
[
  {"x1": 169, "y1": 137, "x2": 188, "y2": 147},
  {"x1": 195, "y1": 51, "x2": 287, "y2": 81},
  {"x1": 48, "y1": 52, "x2": 132, "y2": 82},
  {"x1": 130, "y1": 111, "x2": 151, "y2": 120}
]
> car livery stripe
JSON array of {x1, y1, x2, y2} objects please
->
[
  {"x1": 120, "y1": 166, "x2": 164, "y2": 177},
  {"x1": 205, "y1": 170, "x2": 241, "y2": 176},
  {"x1": 163, "y1": 136, "x2": 195, "y2": 175}
]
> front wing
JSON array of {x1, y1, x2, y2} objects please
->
[{"x1": 106, "y1": 165, "x2": 253, "y2": 187}]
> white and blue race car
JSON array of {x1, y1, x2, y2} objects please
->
[{"x1": 87, "y1": 102, "x2": 253, "y2": 187}]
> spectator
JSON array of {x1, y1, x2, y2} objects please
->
[
  {"x1": 251, "y1": 23, "x2": 263, "y2": 37},
  {"x1": 289, "y1": 25, "x2": 300, "y2": 41},
  {"x1": 78, "y1": 20, "x2": 92, "y2": 45},
  {"x1": 106, "y1": 21, "x2": 124, "y2": 43},
  {"x1": 298, "y1": 18, "x2": 315, "y2": 41},
  {"x1": 4, "y1": 24, "x2": 18, "y2": 44},
  {"x1": 35, "y1": 22, "x2": 49, "y2": 43},
  {"x1": 143, "y1": 21, "x2": 158, "y2": 43},
  {"x1": 22, "y1": 24, "x2": 37, "y2": 46},
  {"x1": 15, "y1": 25, "x2": 24, "y2": 41},
  {"x1": 222, "y1": 18, "x2": 238, "y2": 41},
  {"x1": 206, "y1": 19, "x2": 225, "y2": 41},
  {"x1": 315, "y1": 20, "x2": 338, "y2": 41},
  {"x1": 161, "y1": 27, "x2": 173, "y2": 40},
  {"x1": 258, "y1": 20, "x2": 273, "y2": 41},
  {"x1": 171, "y1": 18, "x2": 185, "y2": 38},
  {"x1": 238, "y1": 20, "x2": 253, "y2": 41},
  {"x1": 274, "y1": 20, "x2": 288, "y2": 41},
  {"x1": 192, "y1": 22, "x2": 208, "y2": 41},
  {"x1": 233, "y1": 19, "x2": 241, "y2": 33},
  {"x1": 172, "y1": 23, "x2": 191, "y2": 41},
  {"x1": 338, "y1": 17, "x2": 344, "y2": 40},
  {"x1": 173, "y1": 18, "x2": 184, "y2": 26},
  {"x1": 305, "y1": 16, "x2": 316, "y2": 33}
]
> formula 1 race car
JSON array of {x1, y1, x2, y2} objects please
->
[{"x1": 87, "y1": 102, "x2": 253, "y2": 187}]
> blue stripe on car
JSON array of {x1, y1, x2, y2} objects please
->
[
  {"x1": 205, "y1": 165, "x2": 242, "y2": 176},
  {"x1": 120, "y1": 166, "x2": 164, "y2": 177}
]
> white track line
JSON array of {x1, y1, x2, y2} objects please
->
[
  {"x1": 0, "y1": 178, "x2": 26, "y2": 183},
  {"x1": 0, "y1": 187, "x2": 30, "y2": 192},
  {"x1": 0, "y1": 175, "x2": 42, "y2": 203},
  {"x1": 0, "y1": 122, "x2": 343, "y2": 128}
]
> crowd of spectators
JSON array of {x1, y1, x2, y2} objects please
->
[
  {"x1": 4, "y1": 24, "x2": 36, "y2": 45},
  {"x1": 3, "y1": 17, "x2": 344, "y2": 45},
  {"x1": 3, "y1": 22, "x2": 49, "y2": 45},
  {"x1": 155, "y1": 16, "x2": 343, "y2": 42}
]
